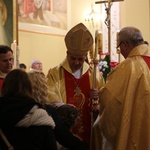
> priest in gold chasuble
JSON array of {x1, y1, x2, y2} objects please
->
[{"x1": 92, "y1": 26, "x2": 150, "y2": 150}]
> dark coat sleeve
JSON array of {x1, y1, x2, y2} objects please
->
[{"x1": 1, "y1": 126, "x2": 58, "y2": 150}]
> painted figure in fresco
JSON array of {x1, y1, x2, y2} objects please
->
[{"x1": 20, "y1": 0, "x2": 36, "y2": 18}]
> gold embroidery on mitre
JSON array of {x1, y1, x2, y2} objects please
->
[{"x1": 65, "y1": 23, "x2": 93, "y2": 55}]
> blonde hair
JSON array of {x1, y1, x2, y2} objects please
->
[{"x1": 28, "y1": 71, "x2": 49, "y2": 106}]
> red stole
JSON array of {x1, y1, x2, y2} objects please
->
[
  {"x1": 142, "y1": 56, "x2": 150, "y2": 69},
  {"x1": 64, "y1": 69, "x2": 91, "y2": 148}
]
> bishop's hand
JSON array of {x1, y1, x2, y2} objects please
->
[{"x1": 89, "y1": 88, "x2": 100, "y2": 111}]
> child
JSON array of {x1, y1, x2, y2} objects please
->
[
  {"x1": 57, "y1": 104, "x2": 79, "y2": 150},
  {"x1": 57, "y1": 104, "x2": 78, "y2": 131}
]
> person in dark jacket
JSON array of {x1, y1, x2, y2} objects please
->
[
  {"x1": 28, "y1": 70, "x2": 87, "y2": 150},
  {"x1": 0, "y1": 69, "x2": 57, "y2": 150}
]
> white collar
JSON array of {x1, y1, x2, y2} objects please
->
[{"x1": 73, "y1": 69, "x2": 81, "y2": 79}]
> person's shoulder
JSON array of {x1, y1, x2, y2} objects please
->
[
  {"x1": 47, "y1": 64, "x2": 61, "y2": 74},
  {"x1": 120, "y1": 56, "x2": 139, "y2": 69},
  {"x1": 47, "y1": 64, "x2": 64, "y2": 80}
]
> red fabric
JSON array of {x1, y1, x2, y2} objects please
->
[
  {"x1": 64, "y1": 70, "x2": 91, "y2": 148},
  {"x1": 0, "y1": 78, "x2": 4, "y2": 93},
  {"x1": 142, "y1": 56, "x2": 150, "y2": 69}
]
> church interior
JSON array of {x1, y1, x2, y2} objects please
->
[{"x1": 3, "y1": 0, "x2": 150, "y2": 74}]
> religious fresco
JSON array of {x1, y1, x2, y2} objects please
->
[{"x1": 18, "y1": 0, "x2": 68, "y2": 34}]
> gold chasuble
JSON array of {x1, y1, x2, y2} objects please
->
[
  {"x1": 64, "y1": 69, "x2": 91, "y2": 147},
  {"x1": 99, "y1": 45, "x2": 150, "y2": 150}
]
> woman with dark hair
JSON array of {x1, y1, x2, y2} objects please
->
[{"x1": 0, "y1": 69, "x2": 57, "y2": 150}]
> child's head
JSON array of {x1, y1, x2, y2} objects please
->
[{"x1": 57, "y1": 104, "x2": 78, "y2": 130}]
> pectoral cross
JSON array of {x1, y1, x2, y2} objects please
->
[{"x1": 74, "y1": 86, "x2": 81, "y2": 95}]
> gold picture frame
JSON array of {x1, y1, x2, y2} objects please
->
[{"x1": 0, "y1": 0, "x2": 18, "y2": 46}]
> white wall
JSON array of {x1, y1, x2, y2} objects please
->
[
  {"x1": 120, "y1": 0, "x2": 150, "y2": 43},
  {"x1": 119, "y1": 0, "x2": 150, "y2": 61},
  {"x1": 19, "y1": 31, "x2": 66, "y2": 75}
]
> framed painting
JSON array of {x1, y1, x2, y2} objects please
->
[
  {"x1": 18, "y1": 0, "x2": 70, "y2": 36},
  {"x1": 0, "y1": 0, "x2": 18, "y2": 46}
]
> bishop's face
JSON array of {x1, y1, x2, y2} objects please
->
[{"x1": 67, "y1": 52, "x2": 87, "y2": 72}]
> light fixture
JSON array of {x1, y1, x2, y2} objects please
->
[{"x1": 85, "y1": 4, "x2": 99, "y2": 26}]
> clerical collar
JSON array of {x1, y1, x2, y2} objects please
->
[{"x1": 73, "y1": 69, "x2": 82, "y2": 79}]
